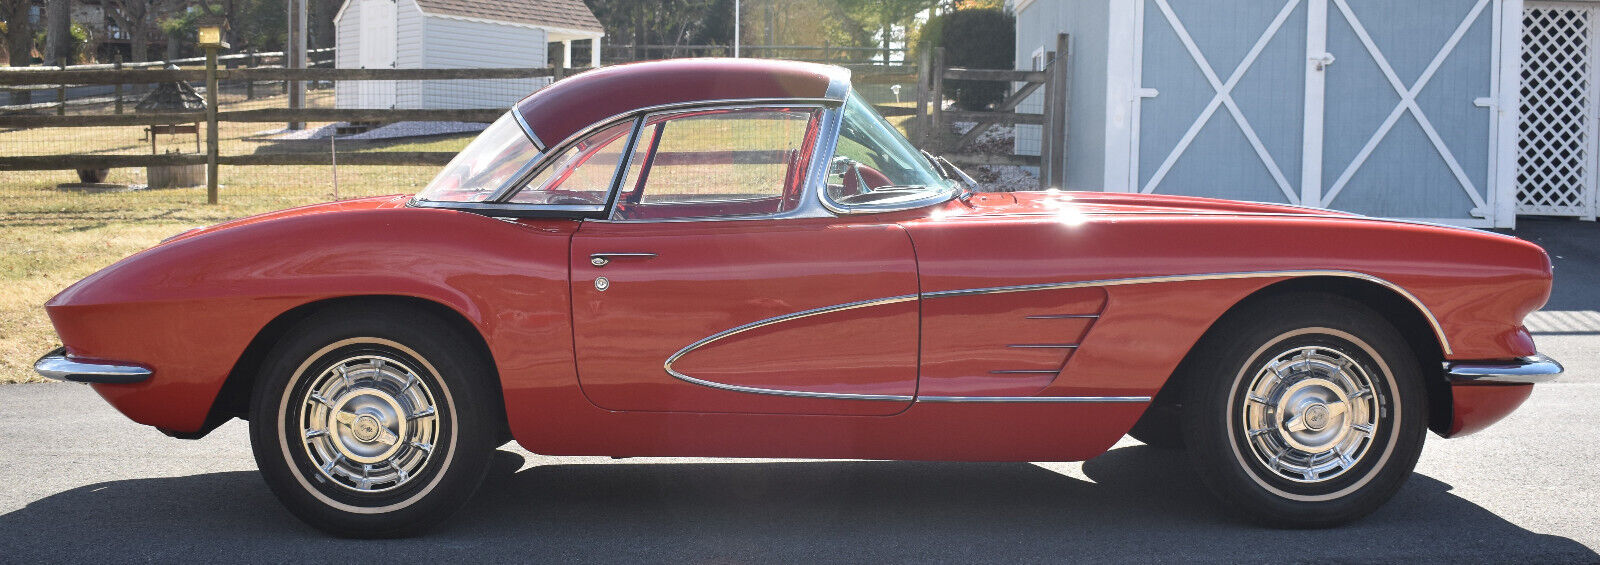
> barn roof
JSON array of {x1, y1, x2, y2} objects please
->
[
  {"x1": 515, "y1": 59, "x2": 846, "y2": 148},
  {"x1": 415, "y1": 0, "x2": 604, "y2": 34}
]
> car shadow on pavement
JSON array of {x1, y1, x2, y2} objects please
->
[{"x1": 1, "y1": 446, "x2": 1594, "y2": 563}]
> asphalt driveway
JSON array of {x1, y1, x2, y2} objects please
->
[{"x1": 1, "y1": 218, "x2": 1596, "y2": 563}]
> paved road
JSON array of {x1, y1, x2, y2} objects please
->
[
  {"x1": 0, "y1": 378, "x2": 1596, "y2": 563},
  {"x1": 1, "y1": 219, "x2": 1596, "y2": 563}
]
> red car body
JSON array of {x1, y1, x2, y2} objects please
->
[{"x1": 42, "y1": 59, "x2": 1555, "y2": 466}]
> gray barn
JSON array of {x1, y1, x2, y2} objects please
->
[{"x1": 1014, "y1": 0, "x2": 1600, "y2": 227}]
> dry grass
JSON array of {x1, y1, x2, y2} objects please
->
[
  {"x1": 1, "y1": 97, "x2": 919, "y2": 384},
  {"x1": 0, "y1": 165, "x2": 440, "y2": 384}
]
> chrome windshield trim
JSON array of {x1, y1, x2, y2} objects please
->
[
  {"x1": 663, "y1": 294, "x2": 919, "y2": 401},
  {"x1": 1446, "y1": 354, "x2": 1563, "y2": 384},
  {"x1": 923, "y1": 270, "x2": 1452, "y2": 355},
  {"x1": 486, "y1": 99, "x2": 841, "y2": 207},
  {"x1": 917, "y1": 396, "x2": 1153, "y2": 404},
  {"x1": 511, "y1": 109, "x2": 546, "y2": 151},
  {"x1": 821, "y1": 186, "x2": 964, "y2": 216},
  {"x1": 34, "y1": 347, "x2": 151, "y2": 384}
]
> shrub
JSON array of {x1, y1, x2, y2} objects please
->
[{"x1": 922, "y1": 8, "x2": 1015, "y2": 111}]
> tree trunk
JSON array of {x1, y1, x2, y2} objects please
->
[
  {"x1": 882, "y1": 24, "x2": 892, "y2": 65},
  {"x1": 5, "y1": 1, "x2": 32, "y2": 104},
  {"x1": 130, "y1": 33, "x2": 148, "y2": 63},
  {"x1": 46, "y1": 0, "x2": 72, "y2": 65}
]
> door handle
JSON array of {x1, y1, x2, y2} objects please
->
[{"x1": 590, "y1": 252, "x2": 657, "y2": 267}]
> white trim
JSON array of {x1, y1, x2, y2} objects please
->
[
  {"x1": 1141, "y1": 0, "x2": 1302, "y2": 204},
  {"x1": 417, "y1": 10, "x2": 604, "y2": 37},
  {"x1": 334, "y1": 0, "x2": 351, "y2": 24},
  {"x1": 1110, "y1": 0, "x2": 1144, "y2": 193},
  {"x1": 1322, "y1": 0, "x2": 1493, "y2": 215},
  {"x1": 1302, "y1": 0, "x2": 1330, "y2": 208},
  {"x1": 1016, "y1": 0, "x2": 1039, "y2": 14},
  {"x1": 1496, "y1": 0, "x2": 1527, "y2": 227}
]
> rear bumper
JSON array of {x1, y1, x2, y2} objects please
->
[
  {"x1": 1438, "y1": 354, "x2": 1561, "y2": 438},
  {"x1": 1445, "y1": 354, "x2": 1563, "y2": 384},
  {"x1": 33, "y1": 347, "x2": 152, "y2": 384}
]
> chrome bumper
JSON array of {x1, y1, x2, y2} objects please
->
[
  {"x1": 1445, "y1": 354, "x2": 1564, "y2": 385},
  {"x1": 33, "y1": 347, "x2": 152, "y2": 384}
]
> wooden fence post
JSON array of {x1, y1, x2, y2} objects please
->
[
  {"x1": 113, "y1": 54, "x2": 124, "y2": 115},
  {"x1": 931, "y1": 47, "x2": 946, "y2": 151},
  {"x1": 205, "y1": 46, "x2": 220, "y2": 204},
  {"x1": 56, "y1": 65, "x2": 67, "y2": 116},
  {"x1": 915, "y1": 48, "x2": 930, "y2": 147},
  {"x1": 1040, "y1": 34, "x2": 1070, "y2": 189},
  {"x1": 553, "y1": 59, "x2": 566, "y2": 82},
  {"x1": 246, "y1": 48, "x2": 256, "y2": 100},
  {"x1": 1050, "y1": 33, "x2": 1071, "y2": 189}
]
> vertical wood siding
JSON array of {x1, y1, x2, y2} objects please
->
[
  {"x1": 1014, "y1": 0, "x2": 1110, "y2": 191},
  {"x1": 421, "y1": 16, "x2": 549, "y2": 109}
]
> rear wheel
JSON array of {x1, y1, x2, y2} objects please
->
[
  {"x1": 1181, "y1": 294, "x2": 1426, "y2": 528},
  {"x1": 249, "y1": 306, "x2": 496, "y2": 537}
]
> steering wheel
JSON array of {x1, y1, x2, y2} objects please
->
[{"x1": 833, "y1": 157, "x2": 894, "y2": 196}]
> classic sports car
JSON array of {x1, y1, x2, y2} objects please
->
[{"x1": 37, "y1": 59, "x2": 1562, "y2": 537}]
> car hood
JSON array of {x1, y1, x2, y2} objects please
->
[{"x1": 161, "y1": 194, "x2": 413, "y2": 245}]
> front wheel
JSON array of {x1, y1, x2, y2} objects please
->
[
  {"x1": 249, "y1": 306, "x2": 497, "y2": 537},
  {"x1": 1181, "y1": 294, "x2": 1426, "y2": 528}
]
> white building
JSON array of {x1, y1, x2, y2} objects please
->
[
  {"x1": 1014, "y1": 0, "x2": 1599, "y2": 227},
  {"x1": 334, "y1": 0, "x2": 604, "y2": 110}
]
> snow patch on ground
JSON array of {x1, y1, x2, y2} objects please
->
[
  {"x1": 256, "y1": 121, "x2": 489, "y2": 141},
  {"x1": 949, "y1": 120, "x2": 1039, "y2": 193}
]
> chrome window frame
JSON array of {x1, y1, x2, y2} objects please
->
[
  {"x1": 596, "y1": 102, "x2": 841, "y2": 224},
  {"x1": 411, "y1": 98, "x2": 845, "y2": 220},
  {"x1": 818, "y1": 92, "x2": 959, "y2": 216}
]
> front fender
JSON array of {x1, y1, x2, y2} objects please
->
[{"x1": 46, "y1": 204, "x2": 576, "y2": 433}]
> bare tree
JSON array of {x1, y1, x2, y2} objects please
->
[
  {"x1": 105, "y1": 0, "x2": 178, "y2": 62},
  {"x1": 1, "y1": 0, "x2": 34, "y2": 67},
  {"x1": 45, "y1": 0, "x2": 71, "y2": 65}
]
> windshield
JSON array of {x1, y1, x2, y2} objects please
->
[
  {"x1": 416, "y1": 112, "x2": 540, "y2": 203},
  {"x1": 826, "y1": 91, "x2": 950, "y2": 207}
]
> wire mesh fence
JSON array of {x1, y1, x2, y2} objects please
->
[{"x1": 1, "y1": 48, "x2": 939, "y2": 207}]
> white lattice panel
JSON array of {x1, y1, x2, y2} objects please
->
[{"x1": 1519, "y1": 4, "x2": 1599, "y2": 219}]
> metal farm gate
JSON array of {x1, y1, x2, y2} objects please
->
[{"x1": 1520, "y1": 2, "x2": 1600, "y2": 220}]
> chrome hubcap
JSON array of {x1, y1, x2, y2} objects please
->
[
  {"x1": 298, "y1": 355, "x2": 440, "y2": 493},
  {"x1": 1241, "y1": 346, "x2": 1378, "y2": 483}
]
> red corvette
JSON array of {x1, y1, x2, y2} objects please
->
[{"x1": 37, "y1": 59, "x2": 1562, "y2": 537}]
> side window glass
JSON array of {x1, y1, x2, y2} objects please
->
[
  {"x1": 508, "y1": 119, "x2": 637, "y2": 207},
  {"x1": 611, "y1": 108, "x2": 819, "y2": 221}
]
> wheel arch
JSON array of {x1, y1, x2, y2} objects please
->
[
  {"x1": 171, "y1": 295, "x2": 506, "y2": 440},
  {"x1": 1138, "y1": 276, "x2": 1453, "y2": 441}
]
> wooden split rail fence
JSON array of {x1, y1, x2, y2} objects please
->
[{"x1": 0, "y1": 43, "x2": 1069, "y2": 196}]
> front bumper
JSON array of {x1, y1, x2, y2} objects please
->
[
  {"x1": 1437, "y1": 354, "x2": 1561, "y2": 438},
  {"x1": 33, "y1": 347, "x2": 152, "y2": 384},
  {"x1": 1445, "y1": 354, "x2": 1564, "y2": 384}
]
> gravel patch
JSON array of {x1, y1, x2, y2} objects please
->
[{"x1": 256, "y1": 121, "x2": 489, "y2": 141}]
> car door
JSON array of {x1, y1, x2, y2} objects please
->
[{"x1": 564, "y1": 106, "x2": 920, "y2": 416}]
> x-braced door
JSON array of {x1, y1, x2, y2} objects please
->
[{"x1": 1131, "y1": 0, "x2": 1508, "y2": 226}]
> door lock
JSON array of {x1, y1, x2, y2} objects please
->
[{"x1": 594, "y1": 277, "x2": 611, "y2": 292}]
